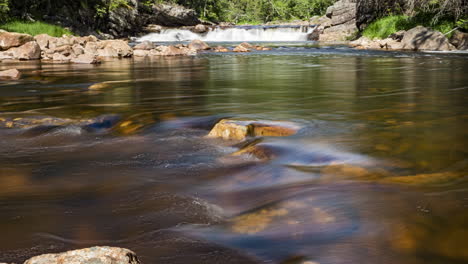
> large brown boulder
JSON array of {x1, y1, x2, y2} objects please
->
[
  {"x1": 0, "y1": 69, "x2": 21, "y2": 80},
  {"x1": 98, "y1": 40, "x2": 133, "y2": 57},
  {"x1": 9, "y1": 41, "x2": 41, "y2": 60},
  {"x1": 23, "y1": 246, "x2": 140, "y2": 264},
  {"x1": 0, "y1": 32, "x2": 34, "y2": 50},
  {"x1": 401, "y1": 26, "x2": 455, "y2": 51},
  {"x1": 450, "y1": 30, "x2": 468, "y2": 50}
]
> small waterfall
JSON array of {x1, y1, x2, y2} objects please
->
[{"x1": 137, "y1": 25, "x2": 317, "y2": 42}]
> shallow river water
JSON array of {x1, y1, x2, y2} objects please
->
[{"x1": 0, "y1": 46, "x2": 467, "y2": 264}]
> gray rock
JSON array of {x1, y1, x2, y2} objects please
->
[
  {"x1": 401, "y1": 26, "x2": 455, "y2": 51},
  {"x1": 0, "y1": 69, "x2": 21, "y2": 80},
  {"x1": 318, "y1": 0, "x2": 357, "y2": 42},
  {"x1": 150, "y1": 3, "x2": 200, "y2": 27},
  {"x1": 23, "y1": 246, "x2": 139, "y2": 264}
]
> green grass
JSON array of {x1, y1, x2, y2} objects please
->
[
  {"x1": 362, "y1": 15, "x2": 456, "y2": 39},
  {"x1": 0, "y1": 21, "x2": 74, "y2": 37},
  {"x1": 362, "y1": 15, "x2": 412, "y2": 39}
]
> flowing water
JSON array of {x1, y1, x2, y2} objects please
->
[
  {"x1": 0, "y1": 45, "x2": 467, "y2": 264},
  {"x1": 138, "y1": 25, "x2": 316, "y2": 42}
]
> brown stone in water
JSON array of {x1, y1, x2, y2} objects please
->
[
  {"x1": 207, "y1": 119, "x2": 301, "y2": 141},
  {"x1": 24, "y1": 246, "x2": 140, "y2": 264},
  {"x1": 214, "y1": 46, "x2": 229, "y2": 52},
  {"x1": 0, "y1": 69, "x2": 21, "y2": 80},
  {"x1": 188, "y1": 39, "x2": 210, "y2": 51}
]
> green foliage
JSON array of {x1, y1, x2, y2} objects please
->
[
  {"x1": 0, "y1": 0, "x2": 9, "y2": 22},
  {"x1": 152, "y1": 0, "x2": 334, "y2": 23},
  {"x1": 95, "y1": 0, "x2": 131, "y2": 18},
  {"x1": 0, "y1": 20, "x2": 74, "y2": 36},
  {"x1": 362, "y1": 14, "x2": 457, "y2": 39},
  {"x1": 362, "y1": 15, "x2": 412, "y2": 39}
]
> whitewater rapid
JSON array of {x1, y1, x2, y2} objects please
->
[{"x1": 137, "y1": 25, "x2": 316, "y2": 42}]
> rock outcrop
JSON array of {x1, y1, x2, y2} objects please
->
[
  {"x1": 23, "y1": 246, "x2": 139, "y2": 264},
  {"x1": 319, "y1": 0, "x2": 358, "y2": 42},
  {"x1": 148, "y1": 4, "x2": 200, "y2": 27}
]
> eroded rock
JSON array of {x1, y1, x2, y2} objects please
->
[{"x1": 23, "y1": 246, "x2": 139, "y2": 264}]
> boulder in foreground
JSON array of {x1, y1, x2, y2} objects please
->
[
  {"x1": 207, "y1": 119, "x2": 302, "y2": 140},
  {"x1": 0, "y1": 32, "x2": 34, "y2": 50},
  {"x1": 24, "y1": 246, "x2": 140, "y2": 264},
  {"x1": 0, "y1": 69, "x2": 21, "y2": 80}
]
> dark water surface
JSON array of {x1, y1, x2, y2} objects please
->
[{"x1": 0, "y1": 47, "x2": 467, "y2": 263}]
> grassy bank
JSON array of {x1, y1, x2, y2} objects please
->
[
  {"x1": 362, "y1": 15, "x2": 457, "y2": 39},
  {"x1": 0, "y1": 21, "x2": 74, "y2": 37}
]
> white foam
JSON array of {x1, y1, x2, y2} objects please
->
[{"x1": 137, "y1": 26, "x2": 316, "y2": 42}]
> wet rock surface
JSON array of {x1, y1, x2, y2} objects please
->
[
  {"x1": 207, "y1": 119, "x2": 302, "y2": 141},
  {"x1": 23, "y1": 247, "x2": 139, "y2": 264}
]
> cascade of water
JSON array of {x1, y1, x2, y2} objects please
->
[{"x1": 137, "y1": 26, "x2": 317, "y2": 42}]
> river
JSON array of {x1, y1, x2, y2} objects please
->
[{"x1": 0, "y1": 45, "x2": 467, "y2": 264}]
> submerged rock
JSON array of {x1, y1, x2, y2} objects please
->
[
  {"x1": 207, "y1": 119, "x2": 302, "y2": 141},
  {"x1": 24, "y1": 246, "x2": 139, "y2": 264},
  {"x1": 0, "y1": 69, "x2": 21, "y2": 80}
]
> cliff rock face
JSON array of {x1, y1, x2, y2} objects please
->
[
  {"x1": 146, "y1": 3, "x2": 201, "y2": 27},
  {"x1": 319, "y1": 0, "x2": 358, "y2": 42},
  {"x1": 7, "y1": 1, "x2": 199, "y2": 38}
]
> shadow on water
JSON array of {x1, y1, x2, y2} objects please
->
[{"x1": 0, "y1": 47, "x2": 467, "y2": 263}]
